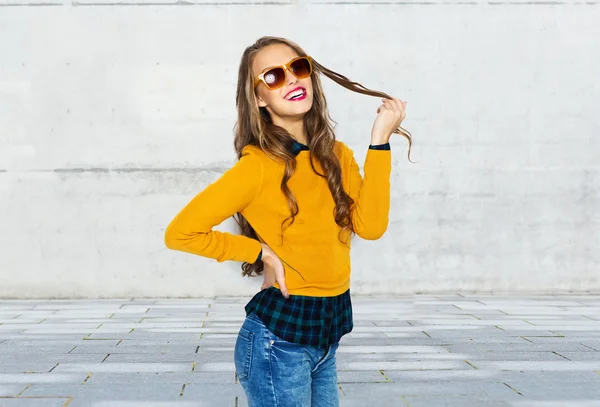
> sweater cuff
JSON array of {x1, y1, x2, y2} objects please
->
[{"x1": 369, "y1": 143, "x2": 391, "y2": 150}]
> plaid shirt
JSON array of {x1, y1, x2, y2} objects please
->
[
  {"x1": 244, "y1": 140, "x2": 389, "y2": 349},
  {"x1": 244, "y1": 286, "x2": 353, "y2": 349}
]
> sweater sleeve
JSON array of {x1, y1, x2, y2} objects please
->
[
  {"x1": 164, "y1": 146, "x2": 264, "y2": 263},
  {"x1": 345, "y1": 143, "x2": 392, "y2": 240}
]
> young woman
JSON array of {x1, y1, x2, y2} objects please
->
[{"x1": 164, "y1": 36, "x2": 411, "y2": 407}]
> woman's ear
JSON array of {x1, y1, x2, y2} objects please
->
[{"x1": 256, "y1": 93, "x2": 268, "y2": 108}]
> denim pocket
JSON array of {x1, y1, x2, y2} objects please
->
[{"x1": 234, "y1": 326, "x2": 254, "y2": 383}]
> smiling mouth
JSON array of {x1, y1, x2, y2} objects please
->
[{"x1": 285, "y1": 87, "x2": 307, "y2": 101}]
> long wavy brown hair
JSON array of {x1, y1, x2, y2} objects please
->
[{"x1": 233, "y1": 36, "x2": 413, "y2": 277}]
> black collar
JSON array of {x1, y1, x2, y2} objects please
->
[{"x1": 290, "y1": 139, "x2": 309, "y2": 156}]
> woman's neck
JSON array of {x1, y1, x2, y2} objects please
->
[{"x1": 272, "y1": 116, "x2": 308, "y2": 145}]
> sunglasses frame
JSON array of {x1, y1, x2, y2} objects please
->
[{"x1": 253, "y1": 55, "x2": 313, "y2": 90}]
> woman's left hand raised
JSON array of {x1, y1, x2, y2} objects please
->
[{"x1": 371, "y1": 97, "x2": 407, "y2": 145}]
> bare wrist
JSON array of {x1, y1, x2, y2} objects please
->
[
  {"x1": 370, "y1": 134, "x2": 391, "y2": 145},
  {"x1": 260, "y1": 244, "x2": 272, "y2": 263}
]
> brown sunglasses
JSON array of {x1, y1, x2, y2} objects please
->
[{"x1": 254, "y1": 56, "x2": 313, "y2": 90}]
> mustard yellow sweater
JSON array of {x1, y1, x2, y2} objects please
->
[{"x1": 164, "y1": 140, "x2": 391, "y2": 296}]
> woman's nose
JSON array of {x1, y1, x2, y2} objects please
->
[{"x1": 285, "y1": 69, "x2": 298, "y2": 85}]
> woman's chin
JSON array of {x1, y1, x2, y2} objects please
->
[{"x1": 281, "y1": 100, "x2": 313, "y2": 117}]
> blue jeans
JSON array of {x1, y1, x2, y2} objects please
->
[{"x1": 234, "y1": 311, "x2": 340, "y2": 407}]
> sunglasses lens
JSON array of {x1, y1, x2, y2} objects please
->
[
  {"x1": 290, "y1": 57, "x2": 311, "y2": 78},
  {"x1": 263, "y1": 67, "x2": 285, "y2": 89}
]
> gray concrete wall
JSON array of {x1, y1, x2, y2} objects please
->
[{"x1": 0, "y1": 1, "x2": 598, "y2": 298}]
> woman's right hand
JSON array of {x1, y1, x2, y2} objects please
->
[{"x1": 260, "y1": 243, "x2": 290, "y2": 299}]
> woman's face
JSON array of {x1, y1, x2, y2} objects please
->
[{"x1": 252, "y1": 43, "x2": 314, "y2": 121}]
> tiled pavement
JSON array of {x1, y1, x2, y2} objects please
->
[{"x1": 1, "y1": 294, "x2": 600, "y2": 407}]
